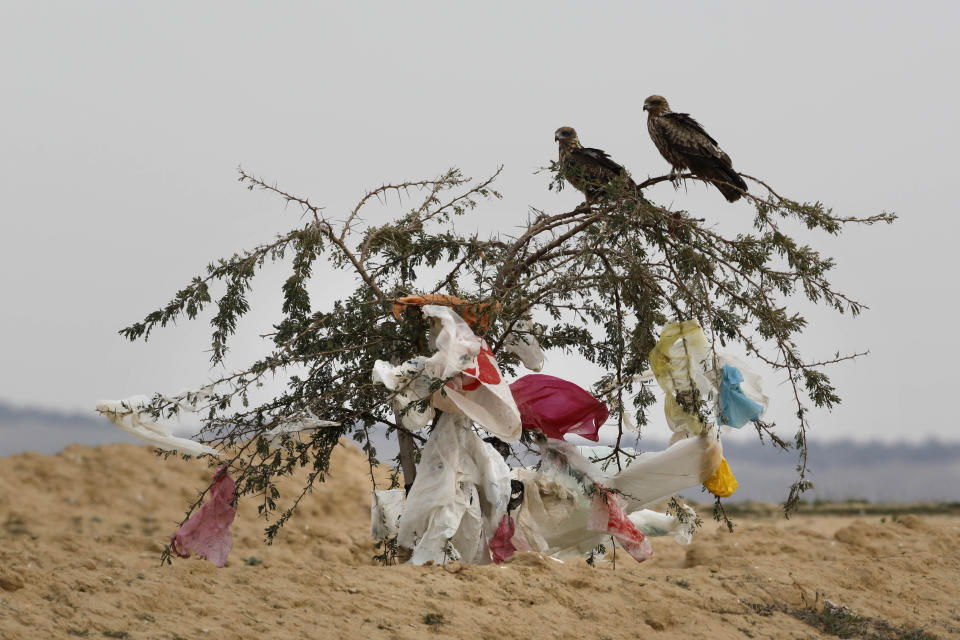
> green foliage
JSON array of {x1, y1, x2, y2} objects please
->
[
  {"x1": 121, "y1": 161, "x2": 893, "y2": 549},
  {"x1": 422, "y1": 612, "x2": 446, "y2": 632},
  {"x1": 785, "y1": 600, "x2": 937, "y2": 639}
]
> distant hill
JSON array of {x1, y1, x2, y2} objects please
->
[
  {"x1": 2, "y1": 402, "x2": 957, "y2": 503},
  {"x1": 0, "y1": 402, "x2": 142, "y2": 455}
]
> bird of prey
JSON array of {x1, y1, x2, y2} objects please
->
[
  {"x1": 643, "y1": 95, "x2": 747, "y2": 202},
  {"x1": 555, "y1": 126, "x2": 635, "y2": 202}
]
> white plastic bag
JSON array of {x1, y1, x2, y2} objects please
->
[
  {"x1": 264, "y1": 410, "x2": 340, "y2": 449},
  {"x1": 423, "y1": 305, "x2": 522, "y2": 442},
  {"x1": 608, "y1": 435, "x2": 722, "y2": 512},
  {"x1": 397, "y1": 413, "x2": 512, "y2": 565},
  {"x1": 422, "y1": 305, "x2": 483, "y2": 380},
  {"x1": 502, "y1": 318, "x2": 545, "y2": 372},
  {"x1": 628, "y1": 507, "x2": 697, "y2": 545},
  {"x1": 371, "y1": 356, "x2": 435, "y2": 431},
  {"x1": 370, "y1": 489, "x2": 406, "y2": 541},
  {"x1": 96, "y1": 396, "x2": 217, "y2": 456}
]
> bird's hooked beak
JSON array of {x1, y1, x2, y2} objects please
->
[
  {"x1": 642, "y1": 104, "x2": 650, "y2": 112},
  {"x1": 554, "y1": 133, "x2": 560, "y2": 142}
]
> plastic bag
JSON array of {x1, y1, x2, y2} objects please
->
[
  {"x1": 392, "y1": 294, "x2": 499, "y2": 330},
  {"x1": 371, "y1": 357, "x2": 435, "y2": 431},
  {"x1": 718, "y1": 354, "x2": 766, "y2": 412},
  {"x1": 511, "y1": 468, "x2": 591, "y2": 557},
  {"x1": 650, "y1": 321, "x2": 769, "y2": 433},
  {"x1": 649, "y1": 320, "x2": 715, "y2": 436},
  {"x1": 715, "y1": 355, "x2": 768, "y2": 426},
  {"x1": 716, "y1": 364, "x2": 763, "y2": 427},
  {"x1": 703, "y1": 457, "x2": 738, "y2": 497},
  {"x1": 502, "y1": 318, "x2": 545, "y2": 372},
  {"x1": 588, "y1": 486, "x2": 652, "y2": 562},
  {"x1": 422, "y1": 305, "x2": 484, "y2": 380},
  {"x1": 424, "y1": 305, "x2": 521, "y2": 442},
  {"x1": 608, "y1": 435, "x2": 723, "y2": 512},
  {"x1": 264, "y1": 411, "x2": 340, "y2": 448},
  {"x1": 397, "y1": 413, "x2": 512, "y2": 565},
  {"x1": 370, "y1": 489, "x2": 406, "y2": 541},
  {"x1": 628, "y1": 507, "x2": 697, "y2": 545},
  {"x1": 96, "y1": 396, "x2": 217, "y2": 456},
  {"x1": 169, "y1": 466, "x2": 236, "y2": 567},
  {"x1": 509, "y1": 374, "x2": 608, "y2": 442},
  {"x1": 489, "y1": 514, "x2": 517, "y2": 564}
]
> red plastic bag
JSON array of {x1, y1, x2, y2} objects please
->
[
  {"x1": 588, "y1": 485, "x2": 652, "y2": 563},
  {"x1": 489, "y1": 514, "x2": 517, "y2": 564},
  {"x1": 509, "y1": 374, "x2": 608, "y2": 442},
  {"x1": 170, "y1": 465, "x2": 237, "y2": 567}
]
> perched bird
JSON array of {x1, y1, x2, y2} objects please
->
[
  {"x1": 643, "y1": 95, "x2": 747, "y2": 202},
  {"x1": 555, "y1": 126, "x2": 635, "y2": 202}
]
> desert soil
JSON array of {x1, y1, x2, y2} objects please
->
[{"x1": 1, "y1": 442, "x2": 957, "y2": 639}]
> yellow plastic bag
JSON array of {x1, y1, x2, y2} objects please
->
[
  {"x1": 649, "y1": 320, "x2": 715, "y2": 435},
  {"x1": 703, "y1": 457, "x2": 738, "y2": 498}
]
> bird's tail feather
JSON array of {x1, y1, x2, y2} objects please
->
[{"x1": 714, "y1": 165, "x2": 747, "y2": 203}]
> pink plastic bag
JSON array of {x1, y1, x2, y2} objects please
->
[
  {"x1": 489, "y1": 514, "x2": 517, "y2": 564},
  {"x1": 170, "y1": 465, "x2": 237, "y2": 567},
  {"x1": 588, "y1": 485, "x2": 652, "y2": 563},
  {"x1": 509, "y1": 374, "x2": 609, "y2": 442}
]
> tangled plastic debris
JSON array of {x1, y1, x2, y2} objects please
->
[
  {"x1": 99, "y1": 305, "x2": 766, "y2": 568},
  {"x1": 364, "y1": 311, "x2": 768, "y2": 565}
]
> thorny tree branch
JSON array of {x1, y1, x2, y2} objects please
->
[{"x1": 123, "y1": 164, "x2": 893, "y2": 552}]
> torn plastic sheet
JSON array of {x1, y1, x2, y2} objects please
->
[
  {"x1": 502, "y1": 318, "x2": 545, "y2": 372},
  {"x1": 371, "y1": 489, "x2": 406, "y2": 541},
  {"x1": 509, "y1": 374, "x2": 608, "y2": 442},
  {"x1": 371, "y1": 357, "x2": 435, "y2": 431},
  {"x1": 423, "y1": 305, "x2": 521, "y2": 442},
  {"x1": 264, "y1": 410, "x2": 340, "y2": 442},
  {"x1": 170, "y1": 465, "x2": 237, "y2": 567},
  {"x1": 396, "y1": 413, "x2": 512, "y2": 565},
  {"x1": 96, "y1": 396, "x2": 217, "y2": 457}
]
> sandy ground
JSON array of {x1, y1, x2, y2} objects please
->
[{"x1": 1, "y1": 442, "x2": 957, "y2": 640}]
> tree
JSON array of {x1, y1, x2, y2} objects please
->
[{"x1": 117, "y1": 159, "x2": 893, "y2": 561}]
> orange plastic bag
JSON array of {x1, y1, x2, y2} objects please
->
[{"x1": 392, "y1": 294, "x2": 499, "y2": 330}]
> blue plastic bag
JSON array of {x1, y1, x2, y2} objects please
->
[{"x1": 717, "y1": 364, "x2": 763, "y2": 428}]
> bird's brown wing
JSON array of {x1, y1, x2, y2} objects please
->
[
  {"x1": 576, "y1": 147, "x2": 627, "y2": 175},
  {"x1": 658, "y1": 113, "x2": 724, "y2": 164},
  {"x1": 563, "y1": 147, "x2": 635, "y2": 198},
  {"x1": 655, "y1": 113, "x2": 747, "y2": 202}
]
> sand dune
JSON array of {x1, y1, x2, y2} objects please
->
[{"x1": 1, "y1": 442, "x2": 956, "y2": 639}]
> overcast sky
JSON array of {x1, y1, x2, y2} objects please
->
[{"x1": 1, "y1": 1, "x2": 957, "y2": 445}]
